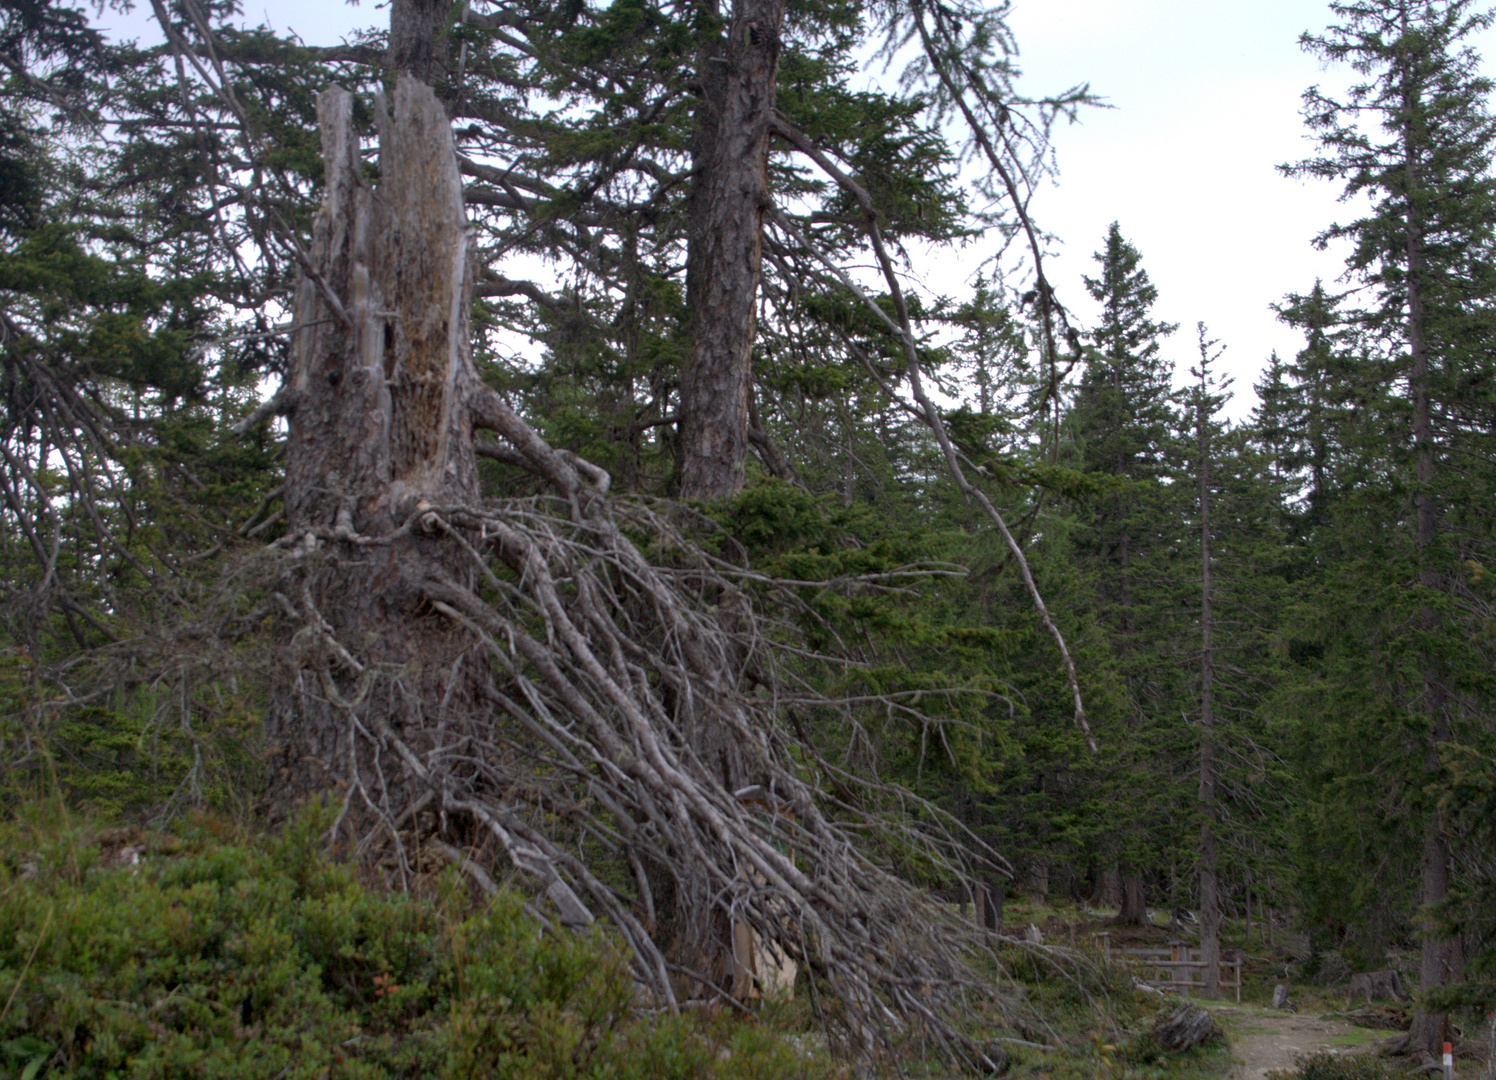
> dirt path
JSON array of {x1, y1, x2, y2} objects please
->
[{"x1": 1216, "y1": 1006, "x2": 1388, "y2": 1080}]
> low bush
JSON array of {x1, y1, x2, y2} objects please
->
[
  {"x1": 0, "y1": 806, "x2": 837, "y2": 1079},
  {"x1": 1266, "y1": 1051, "x2": 1402, "y2": 1080}
]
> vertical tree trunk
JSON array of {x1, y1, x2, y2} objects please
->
[
  {"x1": 670, "y1": 0, "x2": 788, "y2": 996},
  {"x1": 1113, "y1": 870, "x2": 1148, "y2": 925},
  {"x1": 389, "y1": 0, "x2": 450, "y2": 86},
  {"x1": 266, "y1": 78, "x2": 490, "y2": 822},
  {"x1": 975, "y1": 877, "x2": 1004, "y2": 933},
  {"x1": 1244, "y1": 873, "x2": 1253, "y2": 944},
  {"x1": 1400, "y1": 13, "x2": 1452, "y2": 1049},
  {"x1": 1094, "y1": 864, "x2": 1123, "y2": 909},
  {"x1": 679, "y1": 0, "x2": 785, "y2": 499},
  {"x1": 1197, "y1": 378, "x2": 1221, "y2": 999}
]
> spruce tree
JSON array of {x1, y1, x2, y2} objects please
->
[
  {"x1": 1189, "y1": 325, "x2": 1228, "y2": 998},
  {"x1": 1069, "y1": 223, "x2": 1183, "y2": 924},
  {"x1": 1182, "y1": 326, "x2": 1290, "y2": 996},
  {"x1": 1284, "y1": 0, "x2": 1496, "y2": 1049}
]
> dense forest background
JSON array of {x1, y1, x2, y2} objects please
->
[{"x1": 2, "y1": 0, "x2": 1496, "y2": 1066}]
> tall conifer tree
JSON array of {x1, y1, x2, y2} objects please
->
[
  {"x1": 1284, "y1": 0, "x2": 1496, "y2": 1049},
  {"x1": 1071, "y1": 223, "x2": 1182, "y2": 923}
]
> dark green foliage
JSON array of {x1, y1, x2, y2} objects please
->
[
  {"x1": 0, "y1": 805, "x2": 836, "y2": 1079},
  {"x1": 1273, "y1": 0, "x2": 1496, "y2": 1001},
  {"x1": 1063, "y1": 224, "x2": 1189, "y2": 910},
  {"x1": 5, "y1": 0, "x2": 1495, "y2": 1049},
  {"x1": 1436, "y1": 741, "x2": 1496, "y2": 1009},
  {"x1": 0, "y1": 649, "x2": 264, "y2": 820}
]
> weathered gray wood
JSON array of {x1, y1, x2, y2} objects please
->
[
  {"x1": 1152, "y1": 1003, "x2": 1224, "y2": 1052},
  {"x1": 1347, "y1": 970, "x2": 1406, "y2": 1005},
  {"x1": 269, "y1": 76, "x2": 490, "y2": 817},
  {"x1": 975, "y1": 878, "x2": 1003, "y2": 933},
  {"x1": 1108, "y1": 942, "x2": 1241, "y2": 1001},
  {"x1": 1273, "y1": 984, "x2": 1292, "y2": 1010}
]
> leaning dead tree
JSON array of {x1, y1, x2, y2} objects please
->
[{"x1": 247, "y1": 75, "x2": 1046, "y2": 1067}]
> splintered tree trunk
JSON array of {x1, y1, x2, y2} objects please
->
[
  {"x1": 679, "y1": 0, "x2": 785, "y2": 499},
  {"x1": 266, "y1": 79, "x2": 491, "y2": 820}
]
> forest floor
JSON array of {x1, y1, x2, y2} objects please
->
[{"x1": 1216, "y1": 1004, "x2": 1400, "y2": 1080}]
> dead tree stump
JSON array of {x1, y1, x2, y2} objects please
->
[
  {"x1": 1346, "y1": 970, "x2": 1406, "y2": 1005},
  {"x1": 1152, "y1": 1003, "x2": 1224, "y2": 1052}
]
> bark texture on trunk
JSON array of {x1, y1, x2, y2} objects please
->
[
  {"x1": 1094, "y1": 864, "x2": 1122, "y2": 909},
  {"x1": 245, "y1": 66, "x2": 1047, "y2": 1067},
  {"x1": 672, "y1": 0, "x2": 787, "y2": 990},
  {"x1": 267, "y1": 79, "x2": 488, "y2": 816},
  {"x1": 1113, "y1": 869, "x2": 1148, "y2": 925},
  {"x1": 974, "y1": 876, "x2": 1004, "y2": 933},
  {"x1": 679, "y1": 0, "x2": 785, "y2": 499},
  {"x1": 390, "y1": 0, "x2": 451, "y2": 86}
]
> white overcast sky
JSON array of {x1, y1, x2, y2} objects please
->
[
  {"x1": 1006, "y1": 0, "x2": 1438, "y2": 417},
  {"x1": 105, "y1": 1, "x2": 1496, "y2": 417}
]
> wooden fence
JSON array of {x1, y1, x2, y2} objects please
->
[{"x1": 1093, "y1": 932, "x2": 1241, "y2": 1002}]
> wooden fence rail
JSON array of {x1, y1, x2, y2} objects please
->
[{"x1": 1093, "y1": 932, "x2": 1241, "y2": 1002}]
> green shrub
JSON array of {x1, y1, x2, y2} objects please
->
[
  {"x1": 0, "y1": 649, "x2": 264, "y2": 821},
  {"x1": 0, "y1": 806, "x2": 837, "y2": 1079},
  {"x1": 1266, "y1": 1051, "x2": 1403, "y2": 1080}
]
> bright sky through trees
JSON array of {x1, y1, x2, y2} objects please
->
[
  {"x1": 104, "y1": 0, "x2": 1496, "y2": 415},
  {"x1": 1010, "y1": 1, "x2": 1496, "y2": 413}
]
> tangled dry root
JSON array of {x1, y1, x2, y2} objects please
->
[{"x1": 242, "y1": 475, "x2": 1061, "y2": 1067}]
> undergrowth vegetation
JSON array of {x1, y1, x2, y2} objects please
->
[
  {"x1": 0, "y1": 788, "x2": 1261, "y2": 1079},
  {"x1": 1266, "y1": 1051, "x2": 1404, "y2": 1080},
  {"x1": 0, "y1": 800, "x2": 840, "y2": 1079}
]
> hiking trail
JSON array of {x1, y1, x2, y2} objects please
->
[{"x1": 1216, "y1": 1005, "x2": 1391, "y2": 1080}]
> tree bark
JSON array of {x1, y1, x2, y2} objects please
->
[
  {"x1": 1244, "y1": 874, "x2": 1252, "y2": 944},
  {"x1": 266, "y1": 79, "x2": 491, "y2": 820},
  {"x1": 1113, "y1": 868, "x2": 1148, "y2": 926},
  {"x1": 679, "y1": 0, "x2": 785, "y2": 499},
  {"x1": 1094, "y1": 863, "x2": 1122, "y2": 909},
  {"x1": 389, "y1": 0, "x2": 451, "y2": 86},
  {"x1": 670, "y1": 0, "x2": 788, "y2": 995},
  {"x1": 975, "y1": 876, "x2": 1004, "y2": 933}
]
